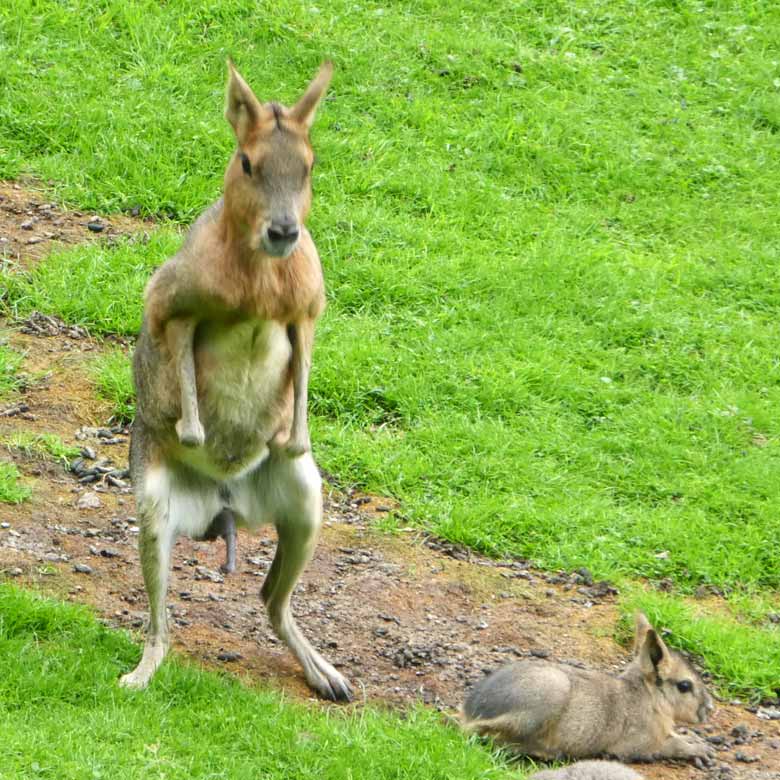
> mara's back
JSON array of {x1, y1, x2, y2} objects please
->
[{"x1": 463, "y1": 660, "x2": 629, "y2": 759}]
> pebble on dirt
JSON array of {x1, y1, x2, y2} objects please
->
[
  {"x1": 73, "y1": 563, "x2": 93, "y2": 574},
  {"x1": 77, "y1": 492, "x2": 102, "y2": 510}
]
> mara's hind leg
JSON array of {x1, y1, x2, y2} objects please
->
[
  {"x1": 120, "y1": 464, "x2": 217, "y2": 689},
  {"x1": 257, "y1": 451, "x2": 352, "y2": 702},
  {"x1": 119, "y1": 469, "x2": 176, "y2": 689}
]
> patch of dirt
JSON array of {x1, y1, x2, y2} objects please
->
[
  {"x1": 1, "y1": 320, "x2": 780, "y2": 780},
  {"x1": 0, "y1": 180, "x2": 149, "y2": 267}
]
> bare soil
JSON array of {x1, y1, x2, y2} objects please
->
[{"x1": 1, "y1": 185, "x2": 779, "y2": 780}]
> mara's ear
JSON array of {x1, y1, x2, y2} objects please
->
[
  {"x1": 638, "y1": 628, "x2": 673, "y2": 677},
  {"x1": 633, "y1": 611, "x2": 653, "y2": 653},
  {"x1": 289, "y1": 61, "x2": 333, "y2": 130},
  {"x1": 225, "y1": 60, "x2": 264, "y2": 145}
]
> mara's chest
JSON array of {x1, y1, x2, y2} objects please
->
[{"x1": 194, "y1": 318, "x2": 292, "y2": 415}]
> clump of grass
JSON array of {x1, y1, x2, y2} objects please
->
[
  {"x1": 0, "y1": 462, "x2": 31, "y2": 504},
  {"x1": 0, "y1": 344, "x2": 23, "y2": 399},
  {"x1": 620, "y1": 588, "x2": 780, "y2": 702},
  {"x1": 91, "y1": 349, "x2": 134, "y2": 423},
  {"x1": 2, "y1": 432, "x2": 80, "y2": 465},
  {"x1": 1, "y1": 231, "x2": 178, "y2": 335},
  {"x1": 0, "y1": 584, "x2": 516, "y2": 779}
]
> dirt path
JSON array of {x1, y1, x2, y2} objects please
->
[
  {"x1": 0, "y1": 180, "x2": 148, "y2": 267},
  {"x1": 1, "y1": 186, "x2": 779, "y2": 780}
]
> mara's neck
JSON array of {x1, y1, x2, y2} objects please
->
[{"x1": 217, "y1": 201, "x2": 274, "y2": 270}]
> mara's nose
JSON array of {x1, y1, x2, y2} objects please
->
[{"x1": 267, "y1": 220, "x2": 300, "y2": 243}]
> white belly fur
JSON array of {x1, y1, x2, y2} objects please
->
[{"x1": 174, "y1": 318, "x2": 291, "y2": 481}]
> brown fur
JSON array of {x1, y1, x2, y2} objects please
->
[{"x1": 461, "y1": 614, "x2": 715, "y2": 764}]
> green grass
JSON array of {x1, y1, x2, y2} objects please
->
[
  {"x1": 1, "y1": 0, "x2": 780, "y2": 698},
  {"x1": 2, "y1": 432, "x2": 80, "y2": 465},
  {"x1": 0, "y1": 584, "x2": 517, "y2": 780},
  {"x1": 0, "y1": 344, "x2": 23, "y2": 398},
  {"x1": 0, "y1": 461, "x2": 31, "y2": 503},
  {"x1": 91, "y1": 348, "x2": 135, "y2": 422},
  {"x1": 621, "y1": 588, "x2": 780, "y2": 702},
  {"x1": 1, "y1": 232, "x2": 179, "y2": 334},
  {"x1": 0, "y1": 343, "x2": 31, "y2": 503}
]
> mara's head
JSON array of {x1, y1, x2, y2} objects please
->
[
  {"x1": 631, "y1": 612, "x2": 714, "y2": 726},
  {"x1": 223, "y1": 60, "x2": 332, "y2": 257}
]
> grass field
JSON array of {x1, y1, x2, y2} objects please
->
[{"x1": 1, "y1": 0, "x2": 779, "y2": 718}]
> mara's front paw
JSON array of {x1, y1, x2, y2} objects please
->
[
  {"x1": 664, "y1": 734, "x2": 715, "y2": 766},
  {"x1": 176, "y1": 418, "x2": 205, "y2": 448},
  {"x1": 687, "y1": 737, "x2": 716, "y2": 767},
  {"x1": 284, "y1": 434, "x2": 310, "y2": 458}
]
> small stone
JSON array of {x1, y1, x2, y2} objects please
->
[
  {"x1": 81, "y1": 446, "x2": 97, "y2": 460},
  {"x1": 734, "y1": 751, "x2": 759, "y2": 763},
  {"x1": 217, "y1": 651, "x2": 242, "y2": 662},
  {"x1": 0, "y1": 522, "x2": 9, "y2": 529},
  {"x1": 20, "y1": 219, "x2": 35, "y2": 230},
  {"x1": 757, "y1": 707, "x2": 780, "y2": 720},
  {"x1": 86, "y1": 220, "x2": 105, "y2": 233},
  {"x1": 574, "y1": 567, "x2": 594, "y2": 586},
  {"x1": 77, "y1": 492, "x2": 101, "y2": 510},
  {"x1": 530, "y1": 648, "x2": 551, "y2": 658},
  {"x1": 73, "y1": 563, "x2": 93, "y2": 574},
  {"x1": 9, "y1": 567, "x2": 23, "y2": 576},
  {"x1": 194, "y1": 565, "x2": 224, "y2": 584},
  {"x1": 99, "y1": 548, "x2": 121, "y2": 558}
]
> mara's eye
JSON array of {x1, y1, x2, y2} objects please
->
[
  {"x1": 677, "y1": 680, "x2": 693, "y2": 693},
  {"x1": 240, "y1": 153, "x2": 252, "y2": 176}
]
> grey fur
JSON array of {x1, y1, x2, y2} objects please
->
[
  {"x1": 529, "y1": 760, "x2": 643, "y2": 780},
  {"x1": 462, "y1": 614, "x2": 714, "y2": 763}
]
